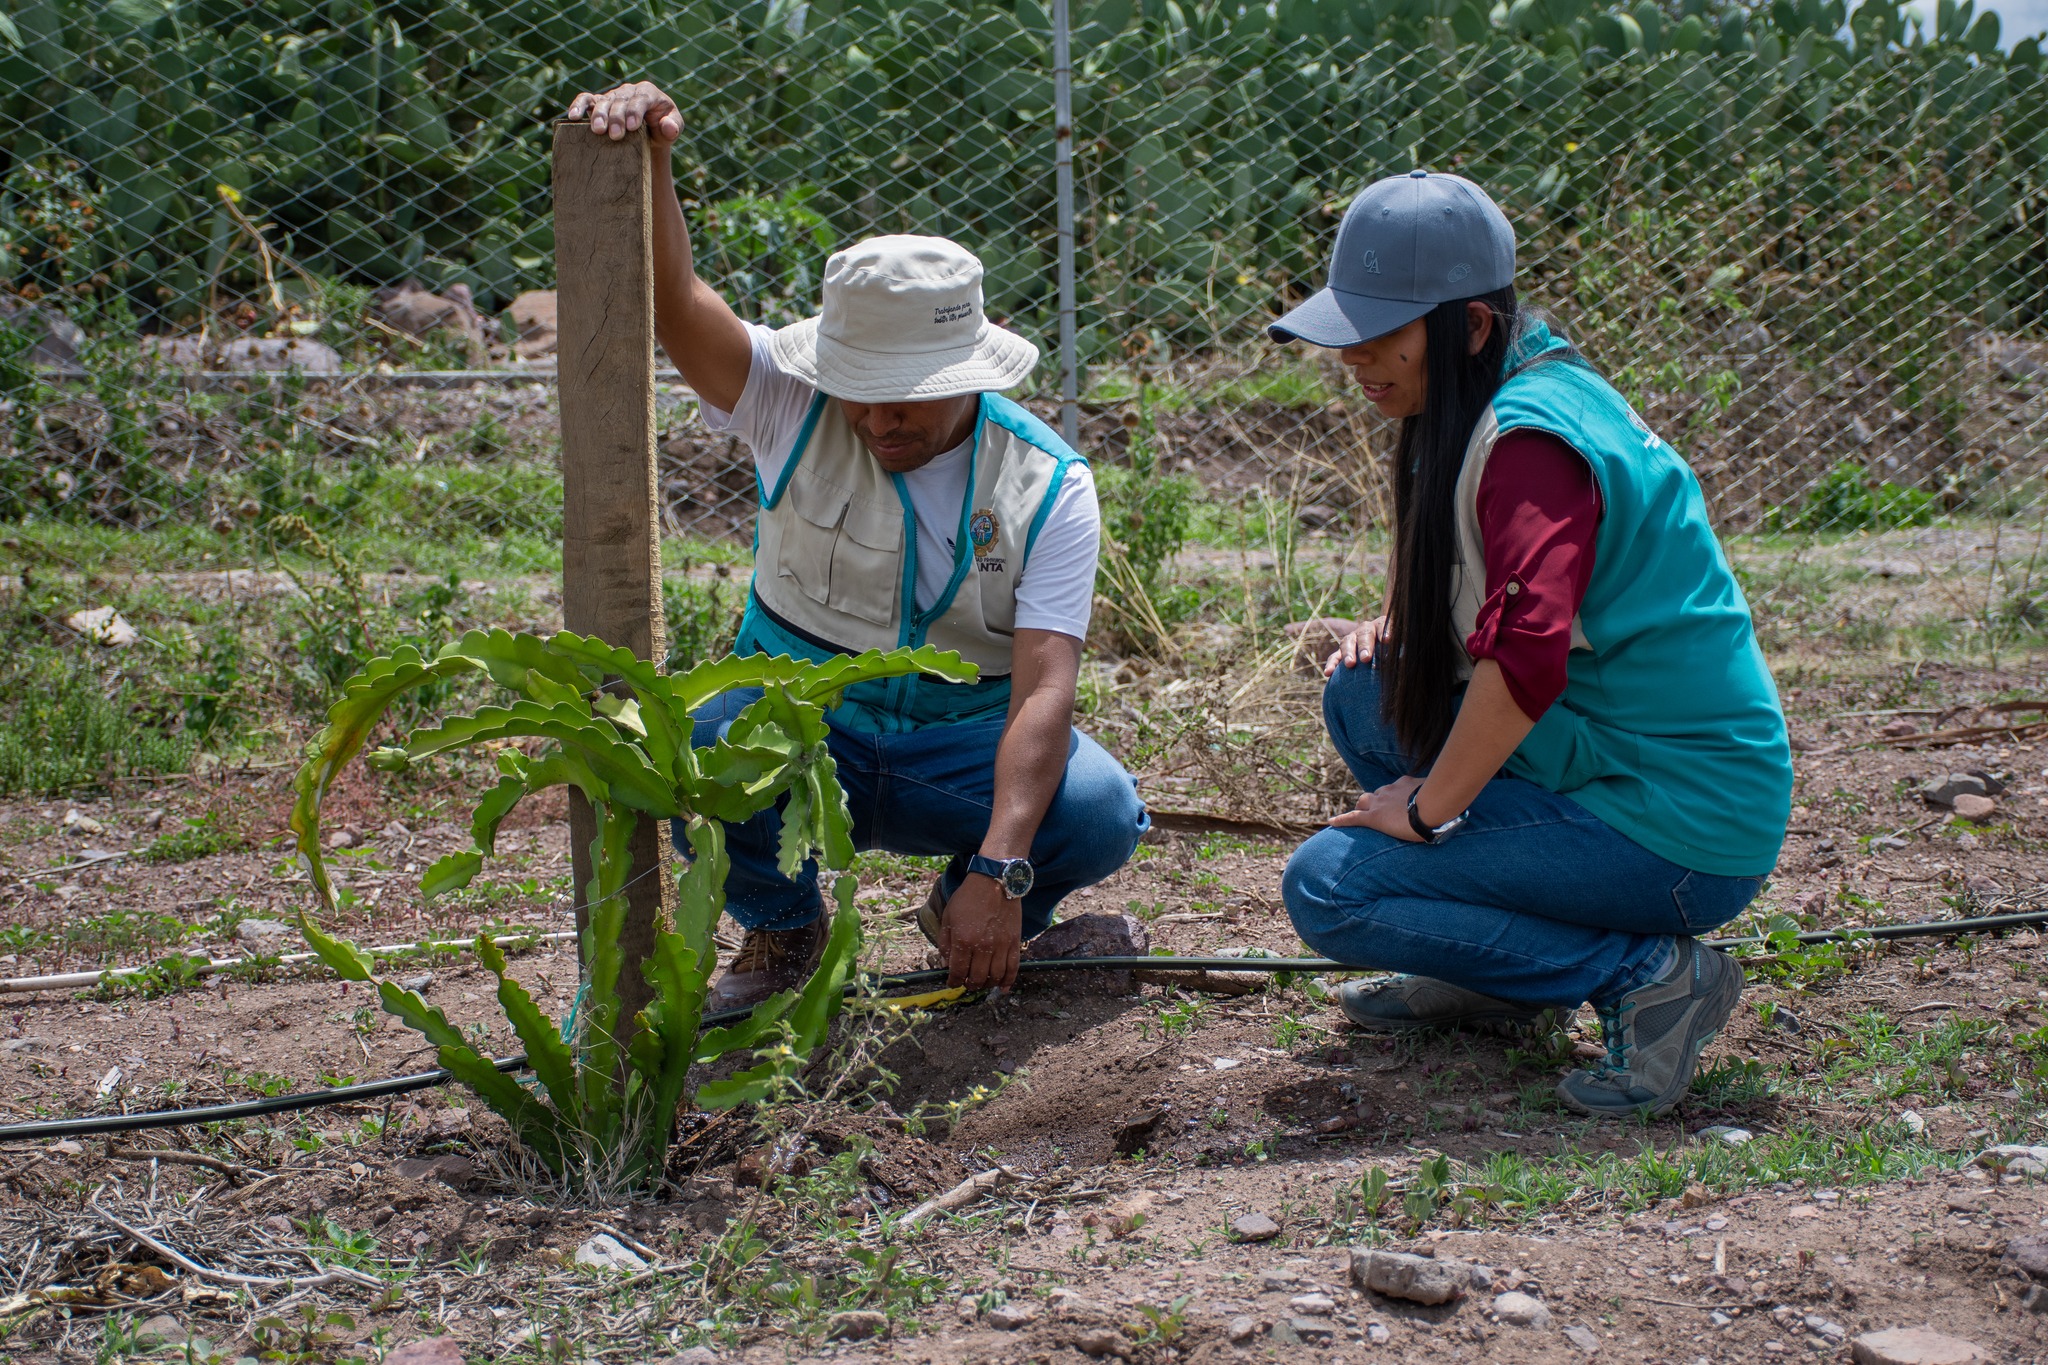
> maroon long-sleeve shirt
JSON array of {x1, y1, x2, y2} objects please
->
[{"x1": 1460, "y1": 429, "x2": 1601, "y2": 722}]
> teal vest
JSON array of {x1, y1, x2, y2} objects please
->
[
  {"x1": 737, "y1": 391, "x2": 1084, "y2": 733},
  {"x1": 1464, "y1": 323, "x2": 1792, "y2": 877}
]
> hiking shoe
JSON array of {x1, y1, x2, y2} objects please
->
[
  {"x1": 1557, "y1": 939, "x2": 1743, "y2": 1118},
  {"x1": 1336, "y1": 976, "x2": 1551, "y2": 1035},
  {"x1": 915, "y1": 876, "x2": 947, "y2": 953},
  {"x1": 706, "y1": 921, "x2": 825, "y2": 1012}
]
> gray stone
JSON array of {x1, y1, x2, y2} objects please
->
[
  {"x1": 1563, "y1": 1323, "x2": 1602, "y2": 1354},
  {"x1": 1288, "y1": 1316, "x2": 1335, "y2": 1342},
  {"x1": 1975, "y1": 1144, "x2": 2048, "y2": 1177},
  {"x1": 2003, "y1": 1233, "x2": 2048, "y2": 1283},
  {"x1": 1288, "y1": 1292, "x2": 1335, "y2": 1315},
  {"x1": 1491, "y1": 1291, "x2": 1551, "y2": 1328},
  {"x1": 1850, "y1": 1327, "x2": 1994, "y2": 1365},
  {"x1": 1230, "y1": 1212, "x2": 1281, "y2": 1242},
  {"x1": 1259, "y1": 1267, "x2": 1298, "y2": 1291},
  {"x1": 1227, "y1": 1315, "x2": 1259, "y2": 1344},
  {"x1": 1806, "y1": 1315, "x2": 1848, "y2": 1343},
  {"x1": 236, "y1": 918, "x2": 292, "y2": 941},
  {"x1": 987, "y1": 1303, "x2": 1036, "y2": 1330},
  {"x1": 390, "y1": 1155, "x2": 474, "y2": 1188},
  {"x1": 1921, "y1": 773, "x2": 1990, "y2": 807},
  {"x1": 1366, "y1": 1321, "x2": 1391, "y2": 1344},
  {"x1": 657, "y1": 1350, "x2": 721, "y2": 1365},
  {"x1": 1696, "y1": 1125, "x2": 1752, "y2": 1146},
  {"x1": 1349, "y1": 1247, "x2": 1476, "y2": 1305},
  {"x1": 572, "y1": 1232, "x2": 646, "y2": 1272},
  {"x1": 133, "y1": 1315, "x2": 188, "y2": 1347},
  {"x1": 824, "y1": 1310, "x2": 889, "y2": 1342}
]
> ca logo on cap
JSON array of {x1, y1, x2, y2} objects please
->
[{"x1": 1360, "y1": 250, "x2": 1381, "y2": 275}]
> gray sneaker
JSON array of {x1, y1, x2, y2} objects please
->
[
  {"x1": 1557, "y1": 939, "x2": 1743, "y2": 1118},
  {"x1": 1336, "y1": 976, "x2": 1551, "y2": 1034}
]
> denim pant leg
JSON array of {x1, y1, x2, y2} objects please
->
[
  {"x1": 1285, "y1": 661, "x2": 1764, "y2": 1009},
  {"x1": 871, "y1": 720, "x2": 1149, "y2": 937},
  {"x1": 667, "y1": 688, "x2": 884, "y2": 933}
]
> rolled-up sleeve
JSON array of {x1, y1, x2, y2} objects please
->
[{"x1": 1464, "y1": 429, "x2": 1600, "y2": 722}]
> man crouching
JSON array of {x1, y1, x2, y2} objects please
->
[{"x1": 565, "y1": 84, "x2": 1149, "y2": 1004}]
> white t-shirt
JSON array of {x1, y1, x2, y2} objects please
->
[{"x1": 701, "y1": 323, "x2": 1099, "y2": 640}]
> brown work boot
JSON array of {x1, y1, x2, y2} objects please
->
[
  {"x1": 706, "y1": 921, "x2": 825, "y2": 1012},
  {"x1": 915, "y1": 876, "x2": 947, "y2": 954}
]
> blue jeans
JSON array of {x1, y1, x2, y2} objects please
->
[
  {"x1": 672, "y1": 689, "x2": 1149, "y2": 937},
  {"x1": 1281, "y1": 662, "x2": 1762, "y2": 1010}
]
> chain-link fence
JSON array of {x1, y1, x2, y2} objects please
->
[{"x1": 2, "y1": 0, "x2": 2046, "y2": 679}]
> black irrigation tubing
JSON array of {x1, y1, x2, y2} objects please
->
[{"x1": 5, "y1": 909, "x2": 2044, "y2": 1144}]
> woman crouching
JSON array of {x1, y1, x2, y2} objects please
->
[{"x1": 1271, "y1": 171, "x2": 1792, "y2": 1118}]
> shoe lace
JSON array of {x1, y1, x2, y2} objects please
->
[
  {"x1": 1594, "y1": 1001, "x2": 1634, "y2": 1075},
  {"x1": 728, "y1": 930, "x2": 786, "y2": 974}
]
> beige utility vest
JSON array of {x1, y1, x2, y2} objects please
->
[{"x1": 743, "y1": 392, "x2": 1082, "y2": 679}]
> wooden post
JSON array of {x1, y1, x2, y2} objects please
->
[{"x1": 552, "y1": 122, "x2": 670, "y2": 1050}]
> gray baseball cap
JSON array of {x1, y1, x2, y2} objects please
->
[{"x1": 1269, "y1": 169, "x2": 1516, "y2": 348}]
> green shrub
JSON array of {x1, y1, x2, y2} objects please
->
[
  {"x1": 0, "y1": 647, "x2": 193, "y2": 795},
  {"x1": 1769, "y1": 462, "x2": 1940, "y2": 532}
]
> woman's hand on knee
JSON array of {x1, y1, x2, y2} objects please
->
[
  {"x1": 1325, "y1": 615, "x2": 1389, "y2": 676},
  {"x1": 1329, "y1": 773, "x2": 1425, "y2": 841}
]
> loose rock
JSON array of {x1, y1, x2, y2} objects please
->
[
  {"x1": 65, "y1": 607, "x2": 139, "y2": 647},
  {"x1": 1073, "y1": 1327, "x2": 1131, "y2": 1357},
  {"x1": 1563, "y1": 1323, "x2": 1602, "y2": 1354},
  {"x1": 236, "y1": 919, "x2": 292, "y2": 942},
  {"x1": 133, "y1": 1315, "x2": 188, "y2": 1347},
  {"x1": 1976, "y1": 1144, "x2": 2048, "y2": 1177},
  {"x1": 1951, "y1": 793, "x2": 1998, "y2": 822},
  {"x1": 1288, "y1": 1292, "x2": 1335, "y2": 1315},
  {"x1": 1350, "y1": 1247, "x2": 1484, "y2": 1305},
  {"x1": 1921, "y1": 773, "x2": 1990, "y2": 807},
  {"x1": 824, "y1": 1310, "x2": 889, "y2": 1342},
  {"x1": 1695, "y1": 1125, "x2": 1752, "y2": 1145},
  {"x1": 1288, "y1": 1317, "x2": 1335, "y2": 1342},
  {"x1": 987, "y1": 1303, "x2": 1037, "y2": 1330},
  {"x1": 1491, "y1": 1291, "x2": 1552, "y2": 1328},
  {"x1": 2003, "y1": 1233, "x2": 2048, "y2": 1283},
  {"x1": 658, "y1": 1350, "x2": 721, "y2": 1365},
  {"x1": 1227, "y1": 1315, "x2": 1259, "y2": 1344},
  {"x1": 573, "y1": 1233, "x2": 646, "y2": 1272},
  {"x1": 1230, "y1": 1212, "x2": 1281, "y2": 1242},
  {"x1": 1366, "y1": 1321, "x2": 1391, "y2": 1344},
  {"x1": 1850, "y1": 1327, "x2": 1993, "y2": 1365}
]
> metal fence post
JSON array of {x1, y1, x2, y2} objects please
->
[
  {"x1": 1052, "y1": 0, "x2": 1080, "y2": 449},
  {"x1": 553, "y1": 121, "x2": 673, "y2": 1054}
]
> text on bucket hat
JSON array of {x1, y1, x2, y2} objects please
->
[
  {"x1": 1269, "y1": 170, "x2": 1516, "y2": 349},
  {"x1": 770, "y1": 235, "x2": 1039, "y2": 403}
]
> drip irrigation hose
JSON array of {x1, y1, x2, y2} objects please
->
[{"x1": 2, "y1": 909, "x2": 2041, "y2": 1144}]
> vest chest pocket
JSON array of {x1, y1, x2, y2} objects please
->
[
  {"x1": 780, "y1": 473, "x2": 903, "y2": 629},
  {"x1": 830, "y1": 496, "x2": 905, "y2": 627}
]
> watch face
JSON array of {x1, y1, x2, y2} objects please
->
[{"x1": 1000, "y1": 860, "x2": 1035, "y2": 899}]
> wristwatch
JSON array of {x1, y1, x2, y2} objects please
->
[
  {"x1": 1406, "y1": 787, "x2": 1469, "y2": 844},
  {"x1": 966, "y1": 854, "x2": 1036, "y2": 900}
]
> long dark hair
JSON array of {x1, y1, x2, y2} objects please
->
[{"x1": 1383, "y1": 286, "x2": 1519, "y2": 765}]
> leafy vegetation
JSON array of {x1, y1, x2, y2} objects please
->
[
  {"x1": 0, "y1": 0, "x2": 2038, "y2": 354},
  {"x1": 289, "y1": 628, "x2": 973, "y2": 1189}
]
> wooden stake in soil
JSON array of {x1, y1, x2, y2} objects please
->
[{"x1": 552, "y1": 122, "x2": 673, "y2": 1049}]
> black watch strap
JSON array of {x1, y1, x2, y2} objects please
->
[{"x1": 1407, "y1": 786, "x2": 1466, "y2": 843}]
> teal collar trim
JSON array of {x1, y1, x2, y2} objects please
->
[
  {"x1": 764, "y1": 393, "x2": 829, "y2": 510},
  {"x1": 915, "y1": 394, "x2": 987, "y2": 631}
]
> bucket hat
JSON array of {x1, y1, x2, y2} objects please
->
[
  {"x1": 1270, "y1": 170, "x2": 1516, "y2": 348},
  {"x1": 771, "y1": 235, "x2": 1038, "y2": 402}
]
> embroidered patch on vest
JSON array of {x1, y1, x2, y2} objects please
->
[{"x1": 969, "y1": 508, "x2": 1000, "y2": 558}]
